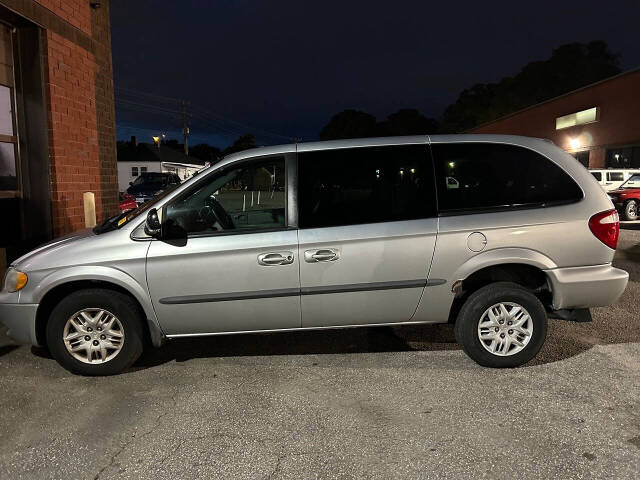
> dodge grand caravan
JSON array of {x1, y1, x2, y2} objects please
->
[{"x1": 0, "y1": 135, "x2": 628, "y2": 375}]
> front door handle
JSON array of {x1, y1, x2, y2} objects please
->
[
  {"x1": 258, "y1": 251, "x2": 294, "y2": 266},
  {"x1": 304, "y1": 248, "x2": 339, "y2": 263}
]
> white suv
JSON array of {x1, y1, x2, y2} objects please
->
[{"x1": 589, "y1": 169, "x2": 640, "y2": 191}]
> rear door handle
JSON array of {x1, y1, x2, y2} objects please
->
[
  {"x1": 304, "y1": 248, "x2": 339, "y2": 263},
  {"x1": 258, "y1": 251, "x2": 294, "y2": 266}
]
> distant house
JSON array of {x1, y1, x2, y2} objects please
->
[{"x1": 117, "y1": 137, "x2": 208, "y2": 192}]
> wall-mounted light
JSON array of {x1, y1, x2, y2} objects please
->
[
  {"x1": 569, "y1": 137, "x2": 581, "y2": 150},
  {"x1": 90, "y1": 2, "x2": 102, "y2": 9}
]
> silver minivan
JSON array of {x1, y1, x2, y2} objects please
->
[{"x1": 0, "y1": 135, "x2": 629, "y2": 375}]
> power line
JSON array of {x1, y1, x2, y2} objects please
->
[
  {"x1": 116, "y1": 98, "x2": 260, "y2": 140},
  {"x1": 114, "y1": 86, "x2": 293, "y2": 142}
]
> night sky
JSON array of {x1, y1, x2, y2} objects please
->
[{"x1": 110, "y1": 0, "x2": 640, "y2": 148}]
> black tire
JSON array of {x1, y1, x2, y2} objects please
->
[
  {"x1": 454, "y1": 282, "x2": 547, "y2": 368},
  {"x1": 624, "y1": 200, "x2": 639, "y2": 221},
  {"x1": 46, "y1": 289, "x2": 144, "y2": 375}
]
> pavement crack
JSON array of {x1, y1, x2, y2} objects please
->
[{"x1": 93, "y1": 393, "x2": 179, "y2": 479}]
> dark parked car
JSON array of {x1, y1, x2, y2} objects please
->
[{"x1": 127, "y1": 172, "x2": 181, "y2": 205}]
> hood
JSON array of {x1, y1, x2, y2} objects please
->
[
  {"x1": 11, "y1": 229, "x2": 95, "y2": 269},
  {"x1": 609, "y1": 188, "x2": 640, "y2": 195}
]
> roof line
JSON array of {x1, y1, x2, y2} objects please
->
[{"x1": 468, "y1": 66, "x2": 640, "y2": 132}]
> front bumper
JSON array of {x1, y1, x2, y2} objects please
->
[
  {"x1": 545, "y1": 264, "x2": 628, "y2": 310},
  {"x1": 0, "y1": 303, "x2": 39, "y2": 345}
]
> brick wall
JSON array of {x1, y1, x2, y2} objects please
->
[
  {"x1": 470, "y1": 69, "x2": 640, "y2": 168},
  {"x1": 91, "y1": 1, "x2": 118, "y2": 220},
  {"x1": 17, "y1": 0, "x2": 118, "y2": 235},
  {"x1": 43, "y1": 30, "x2": 101, "y2": 234},
  {"x1": 36, "y1": 0, "x2": 91, "y2": 34}
]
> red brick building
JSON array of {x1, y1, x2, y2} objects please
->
[
  {"x1": 0, "y1": 0, "x2": 117, "y2": 268},
  {"x1": 470, "y1": 68, "x2": 640, "y2": 170}
]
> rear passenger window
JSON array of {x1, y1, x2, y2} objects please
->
[
  {"x1": 607, "y1": 172, "x2": 623, "y2": 181},
  {"x1": 298, "y1": 145, "x2": 436, "y2": 228},
  {"x1": 431, "y1": 143, "x2": 583, "y2": 213}
]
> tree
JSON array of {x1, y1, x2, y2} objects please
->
[
  {"x1": 441, "y1": 40, "x2": 621, "y2": 133},
  {"x1": 319, "y1": 109, "x2": 377, "y2": 140},
  {"x1": 189, "y1": 143, "x2": 222, "y2": 164},
  {"x1": 223, "y1": 134, "x2": 256, "y2": 155},
  {"x1": 376, "y1": 109, "x2": 439, "y2": 136},
  {"x1": 319, "y1": 108, "x2": 439, "y2": 140}
]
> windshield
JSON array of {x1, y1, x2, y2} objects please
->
[
  {"x1": 131, "y1": 173, "x2": 167, "y2": 186},
  {"x1": 619, "y1": 174, "x2": 640, "y2": 189},
  {"x1": 93, "y1": 186, "x2": 178, "y2": 234}
]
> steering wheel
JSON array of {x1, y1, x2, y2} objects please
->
[{"x1": 202, "y1": 195, "x2": 235, "y2": 230}]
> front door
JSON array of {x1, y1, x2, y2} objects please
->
[
  {"x1": 146, "y1": 153, "x2": 301, "y2": 335},
  {"x1": 296, "y1": 142, "x2": 438, "y2": 327}
]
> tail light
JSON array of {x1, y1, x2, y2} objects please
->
[{"x1": 589, "y1": 209, "x2": 619, "y2": 249}]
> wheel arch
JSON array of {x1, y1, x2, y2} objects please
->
[
  {"x1": 447, "y1": 249, "x2": 557, "y2": 323},
  {"x1": 34, "y1": 268, "x2": 164, "y2": 348}
]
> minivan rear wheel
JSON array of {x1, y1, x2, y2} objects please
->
[
  {"x1": 454, "y1": 282, "x2": 547, "y2": 368},
  {"x1": 46, "y1": 289, "x2": 144, "y2": 376}
]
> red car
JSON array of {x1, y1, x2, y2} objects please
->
[
  {"x1": 119, "y1": 193, "x2": 137, "y2": 213},
  {"x1": 608, "y1": 173, "x2": 640, "y2": 221}
]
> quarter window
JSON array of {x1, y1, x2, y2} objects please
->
[
  {"x1": 591, "y1": 172, "x2": 602, "y2": 181},
  {"x1": 431, "y1": 143, "x2": 583, "y2": 212},
  {"x1": 298, "y1": 145, "x2": 436, "y2": 229},
  {"x1": 165, "y1": 157, "x2": 286, "y2": 235}
]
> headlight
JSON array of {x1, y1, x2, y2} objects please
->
[{"x1": 3, "y1": 268, "x2": 28, "y2": 293}]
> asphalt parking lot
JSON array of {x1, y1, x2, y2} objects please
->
[{"x1": 1, "y1": 228, "x2": 639, "y2": 479}]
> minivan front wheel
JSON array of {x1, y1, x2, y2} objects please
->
[
  {"x1": 46, "y1": 289, "x2": 144, "y2": 375},
  {"x1": 454, "y1": 282, "x2": 547, "y2": 368}
]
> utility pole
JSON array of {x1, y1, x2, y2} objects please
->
[{"x1": 180, "y1": 100, "x2": 191, "y2": 156}]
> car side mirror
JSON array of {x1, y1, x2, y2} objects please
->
[{"x1": 144, "y1": 208, "x2": 162, "y2": 237}]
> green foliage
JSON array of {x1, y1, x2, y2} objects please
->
[
  {"x1": 223, "y1": 134, "x2": 257, "y2": 155},
  {"x1": 319, "y1": 110, "x2": 378, "y2": 140},
  {"x1": 189, "y1": 143, "x2": 222, "y2": 163},
  {"x1": 319, "y1": 108, "x2": 439, "y2": 140},
  {"x1": 440, "y1": 40, "x2": 621, "y2": 133},
  {"x1": 319, "y1": 40, "x2": 621, "y2": 138}
]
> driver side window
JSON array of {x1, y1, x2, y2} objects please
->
[{"x1": 165, "y1": 157, "x2": 286, "y2": 235}]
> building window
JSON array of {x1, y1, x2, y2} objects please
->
[
  {"x1": 573, "y1": 151, "x2": 590, "y2": 168},
  {"x1": 555, "y1": 107, "x2": 598, "y2": 130},
  {"x1": 0, "y1": 24, "x2": 19, "y2": 195},
  {"x1": 131, "y1": 166, "x2": 138, "y2": 176},
  {"x1": 140, "y1": 167, "x2": 147, "y2": 174},
  {"x1": 606, "y1": 146, "x2": 640, "y2": 169}
]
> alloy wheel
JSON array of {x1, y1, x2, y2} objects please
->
[
  {"x1": 63, "y1": 308, "x2": 125, "y2": 364},
  {"x1": 477, "y1": 302, "x2": 533, "y2": 356}
]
